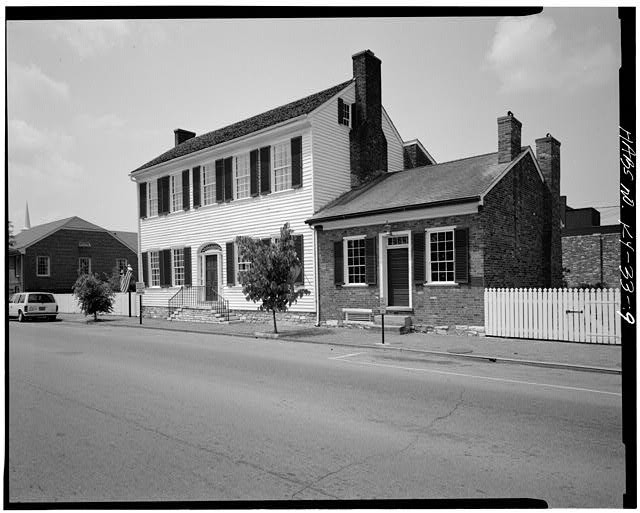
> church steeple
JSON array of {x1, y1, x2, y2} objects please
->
[{"x1": 24, "y1": 202, "x2": 31, "y2": 230}]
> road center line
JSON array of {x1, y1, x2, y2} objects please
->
[
  {"x1": 329, "y1": 352, "x2": 365, "y2": 360},
  {"x1": 331, "y1": 356, "x2": 621, "y2": 397}
]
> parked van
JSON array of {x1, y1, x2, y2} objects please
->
[{"x1": 9, "y1": 292, "x2": 58, "y2": 322}]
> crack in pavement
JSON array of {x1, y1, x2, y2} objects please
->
[
  {"x1": 427, "y1": 388, "x2": 465, "y2": 429},
  {"x1": 14, "y1": 377, "x2": 338, "y2": 499}
]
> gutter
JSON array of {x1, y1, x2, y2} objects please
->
[{"x1": 306, "y1": 196, "x2": 481, "y2": 225}]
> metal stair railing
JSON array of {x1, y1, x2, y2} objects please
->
[{"x1": 167, "y1": 286, "x2": 230, "y2": 322}]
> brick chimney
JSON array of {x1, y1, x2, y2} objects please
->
[
  {"x1": 497, "y1": 111, "x2": 522, "y2": 163},
  {"x1": 536, "y1": 133, "x2": 562, "y2": 287},
  {"x1": 174, "y1": 128, "x2": 196, "y2": 147},
  {"x1": 350, "y1": 50, "x2": 387, "y2": 187}
]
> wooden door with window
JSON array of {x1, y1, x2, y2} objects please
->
[
  {"x1": 387, "y1": 248, "x2": 409, "y2": 307},
  {"x1": 205, "y1": 255, "x2": 219, "y2": 301}
]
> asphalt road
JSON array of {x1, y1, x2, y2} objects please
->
[{"x1": 7, "y1": 320, "x2": 624, "y2": 506}]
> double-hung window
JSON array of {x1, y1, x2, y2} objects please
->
[
  {"x1": 116, "y1": 258, "x2": 128, "y2": 274},
  {"x1": 202, "y1": 164, "x2": 216, "y2": 206},
  {"x1": 272, "y1": 141, "x2": 292, "y2": 192},
  {"x1": 345, "y1": 237, "x2": 366, "y2": 285},
  {"x1": 427, "y1": 229, "x2": 455, "y2": 283},
  {"x1": 78, "y1": 257, "x2": 91, "y2": 275},
  {"x1": 36, "y1": 256, "x2": 50, "y2": 277},
  {"x1": 237, "y1": 246, "x2": 252, "y2": 280},
  {"x1": 171, "y1": 174, "x2": 183, "y2": 212},
  {"x1": 148, "y1": 179, "x2": 158, "y2": 217},
  {"x1": 172, "y1": 248, "x2": 185, "y2": 286},
  {"x1": 235, "y1": 153, "x2": 250, "y2": 199},
  {"x1": 150, "y1": 251, "x2": 160, "y2": 287}
]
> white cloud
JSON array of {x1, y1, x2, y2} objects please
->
[
  {"x1": 9, "y1": 119, "x2": 74, "y2": 161},
  {"x1": 487, "y1": 15, "x2": 617, "y2": 93},
  {"x1": 7, "y1": 61, "x2": 69, "y2": 103},
  {"x1": 49, "y1": 20, "x2": 131, "y2": 58}
]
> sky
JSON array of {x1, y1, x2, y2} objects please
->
[{"x1": 6, "y1": 8, "x2": 622, "y2": 233}]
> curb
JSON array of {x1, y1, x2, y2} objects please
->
[{"x1": 58, "y1": 317, "x2": 621, "y2": 375}]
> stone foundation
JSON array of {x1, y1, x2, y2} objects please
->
[
  {"x1": 412, "y1": 324, "x2": 486, "y2": 337},
  {"x1": 233, "y1": 310, "x2": 317, "y2": 326},
  {"x1": 142, "y1": 306, "x2": 170, "y2": 319}
]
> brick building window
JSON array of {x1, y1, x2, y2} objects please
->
[
  {"x1": 172, "y1": 248, "x2": 185, "y2": 286},
  {"x1": 116, "y1": 258, "x2": 128, "y2": 273},
  {"x1": 78, "y1": 257, "x2": 91, "y2": 275},
  {"x1": 150, "y1": 251, "x2": 160, "y2": 287},
  {"x1": 345, "y1": 236, "x2": 367, "y2": 284},
  {"x1": 36, "y1": 256, "x2": 50, "y2": 277},
  {"x1": 427, "y1": 229, "x2": 455, "y2": 283},
  {"x1": 272, "y1": 141, "x2": 292, "y2": 192}
]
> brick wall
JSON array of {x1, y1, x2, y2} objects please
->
[
  {"x1": 317, "y1": 214, "x2": 486, "y2": 326},
  {"x1": 24, "y1": 229, "x2": 138, "y2": 293},
  {"x1": 482, "y1": 154, "x2": 548, "y2": 288},
  {"x1": 562, "y1": 232, "x2": 620, "y2": 288}
]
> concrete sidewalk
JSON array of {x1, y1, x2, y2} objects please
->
[{"x1": 53, "y1": 312, "x2": 622, "y2": 374}]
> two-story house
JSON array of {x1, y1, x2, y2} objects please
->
[{"x1": 130, "y1": 50, "x2": 429, "y2": 320}]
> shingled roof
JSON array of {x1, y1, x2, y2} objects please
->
[
  {"x1": 307, "y1": 150, "x2": 530, "y2": 223},
  {"x1": 132, "y1": 79, "x2": 354, "y2": 174}
]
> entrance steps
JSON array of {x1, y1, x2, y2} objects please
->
[
  {"x1": 168, "y1": 306, "x2": 241, "y2": 324},
  {"x1": 371, "y1": 314, "x2": 412, "y2": 335}
]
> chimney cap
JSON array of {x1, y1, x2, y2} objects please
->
[{"x1": 535, "y1": 133, "x2": 561, "y2": 146}]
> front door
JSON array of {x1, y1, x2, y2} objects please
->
[
  {"x1": 387, "y1": 248, "x2": 409, "y2": 307},
  {"x1": 205, "y1": 255, "x2": 219, "y2": 301}
]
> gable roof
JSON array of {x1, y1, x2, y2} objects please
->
[
  {"x1": 110, "y1": 231, "x2": 138, "y2": 253},
  {"x1": 131, "y1": 79, "x2": 354, "y2": 174},
  {"x1": 12, "y1": 216, "x2": 137, "y2": 252},
  {"x1": 307, "y1": 150, "x2": 530, "y2": 224}
]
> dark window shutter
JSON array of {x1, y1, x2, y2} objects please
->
[
  {"x1": 226, "y1": 242, "x2": 235, "y2": 286},
  {"x1": 291, "y1": 136, "x2": 302, "y2": 189},
  {"x1": 159, "y1": 176, "x2": 170, "y2": 215},
  {"x1": 365, "y1": 237, "x2": 377, "y2": 285},
  {"x1": 224, "y1": 157, "x2": 233, "y2": 201},
  {"x1": 454, "y1": 228, "x2": 469, "y2": 283},
  {"x1": 192, "y1": 166, "x2": 201, "y2": 208},
  {"x1": 139, "y1": 182, "x2": 147, "y2": 218},
  {"x1": 250, "y1": 150, "x2": 259, "y2": 197},
  {"x1": 293, "y1": 234, "x2": 304, "y2": 284},
  {"x1": 141, "y1": 252, "x2": 148, "y2": 287},
  {"x1": 334, "y1": 240, "x2": 344, "y2": 285},
  {"x1": 413, "y1": 231, "x2": 425, "y2": 283},
  {"x1": 338, "y1": 97, "x2": 344, "y2": 124},
  {"x1": 183, "y1": 246, "x2": 192, "y2": 286},
  {"x1": 215, "y1": 159, "x2": 224, "y2": 203},
  {"x1": 160, "y1": 249, "x2": 172, "y2": 287},
  {"x1": 182, "y1": 169, "x2": 190, "y2": 210},
  {"x1": 260, "y1": 146, "x2": 271, "y2": 194}
]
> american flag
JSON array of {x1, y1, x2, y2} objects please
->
[{"x1": 120, "y1": 265, "x2": 133, "y2": 293}]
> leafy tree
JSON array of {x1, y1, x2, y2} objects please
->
[
  {"x1": 236, "y1": 223, "x2": 310, "y2": 333},
  {"x1": 73, "y1": 273, "x2": 115, "y2": 321}
]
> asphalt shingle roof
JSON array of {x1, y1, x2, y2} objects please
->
[
  {"x1": 111, "y1": 231, "x2": 138, "y2": 253},
  {"x1": 308, "y1": 150, "x2": 526, "y2": 223},
  {"x1": 132, "y1": 79, "x2": 354, "y2": 174}
]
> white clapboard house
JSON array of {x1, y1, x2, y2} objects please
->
[{"x1": 129, "y1": 50, "x2": 433, "y2": 320}]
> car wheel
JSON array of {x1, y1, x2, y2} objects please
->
[{"x1": 18, "y1": 311, "x2": 25, "y2": 323}]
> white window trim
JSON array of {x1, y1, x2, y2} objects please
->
[
  {"x1": 236, "y1": 242, "x2": 252, "y2": 284},
  {"x1": 172, "y1": 247, "x2": 185, "y2": 287},
  {"x1": 147, "y1": 178, "x2": 158, "y2": 218},
  {"x1": 78, "y1": 257, "x2": 92, "y2": 275},
  {"x1": 343, "y1": 235, "x2": 368, "y2": 287},
  {"x1": 339, "y1": 99, "x2": 351, "y2": 128},
  {"x1": 271, "y1": 138, "x2": 292, "y2": 193},
  {"x1": 170, "y1": 173, "x2": 183, "y2": 213},
  {"x1": 36, "y1": 255, "x2": 50, "y2": 277},
  {"x1": 234, "y1": 153, "x2": 251, "y2": 200},
  {"x1": 201, "y1": 163, "x2": 216, "y2": 207},
  {"x1": 149, "y1": 250, "x2": 161, "y2": 288},
  {"x1": 425, "y1": 226, "x2": 458, "y2": 285}
]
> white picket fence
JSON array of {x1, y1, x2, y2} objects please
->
[
  {"x1": 54, "y1": 292, "x2": 139, "y2": 317},
  {"x1": 484, "y1": 288, "x2": 621, "y2": 344}
]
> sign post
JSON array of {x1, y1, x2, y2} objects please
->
[{"x1": 135, "y1": 282, "x2": 145, "y2": 325}]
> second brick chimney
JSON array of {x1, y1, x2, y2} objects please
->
[
  {"x1": 174, "y1": 128, "x2": 196, "y2": 147},
  {"x1": 350, "y1": 50, "x2": 387, "y2": 187},
  {"x1": 497, "y1": 111, "x2": 522, "y2": 163}
]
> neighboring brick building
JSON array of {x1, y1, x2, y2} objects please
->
[
  {"x1": 306, "y1": 112, "x2": 563, "y2": 327},
  {"x1": 8, "y1": 216, "x2": 138, "y2": 294},
  {"x1": 561, "y1": 202, "x2": 619, "y2": 288}
]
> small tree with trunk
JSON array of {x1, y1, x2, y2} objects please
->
[
  {"x1": 73, "y1": 273, "x2": 115, "y2": 321},
  {"x1": 236, "y1": 223, "x2": 310, "y2": 333}
]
